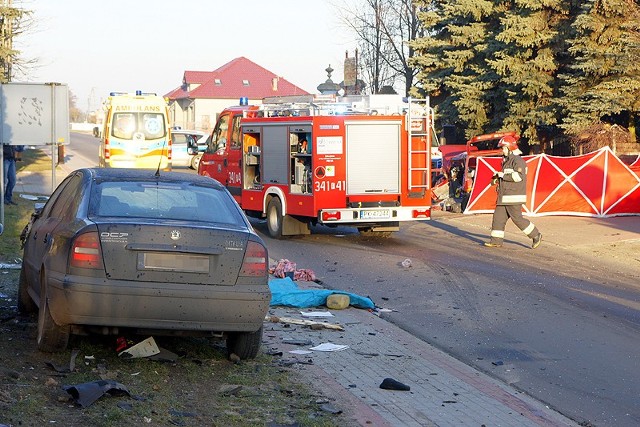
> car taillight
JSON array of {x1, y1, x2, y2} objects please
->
[
  {"x1": 70, "y1": 232, "x2": 104, "y2": 269},
  {"x1": 167, "y1": 139, "x2": 172, "y2": 160},
  {"x1": 104, "y1": 139, "x2": 110, "y2": 159},
  {"x1": 239, "y1": 241, "x2": 267, "y2": 277}
]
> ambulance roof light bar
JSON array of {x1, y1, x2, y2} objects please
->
[{"x1": 109, "y1": 91, "x2": 157, "y2": 97}]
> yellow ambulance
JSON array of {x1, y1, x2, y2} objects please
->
[{"x1": 98, "y1": 91, "x2": 171, "y2": 169}]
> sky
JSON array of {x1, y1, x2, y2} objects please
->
[{"x1": 14, "y1": 0, "x2": 356, "y2": 113}]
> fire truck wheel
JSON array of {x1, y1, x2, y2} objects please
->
[{"x1": 266, "y1": 197, "x2": 284, "y2": 238}]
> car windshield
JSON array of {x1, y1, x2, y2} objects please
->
[
  {"x1": 112, "y1": 112, "x2": 166, "y2": 140},
  {"x1": 90, "y1": 180, "x2": 245, "y2": 225}
]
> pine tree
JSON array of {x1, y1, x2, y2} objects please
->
[
  {"x1": 559, "y1": 0, "x2": 640, "y2": 142},
  {"x1": 410, "y1": 0, "x2": 500, "y2": 138},
  {"x1": 485, "y1": 0, "x2": 570, "y2": 151}
]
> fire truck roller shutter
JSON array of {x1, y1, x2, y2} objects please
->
[
  {"x1": 345, "y1": 121, "x2": 401, "y2": 194},
  {"x1": 262, "y1": 125, "x2": 289, "y2": 184}
]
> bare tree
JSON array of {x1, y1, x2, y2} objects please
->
[
  {"x1": 0, "y1": 0, "x2": 34, "y2": 82},
  {"x1": 334, "y1": 0, "x2": 424, "y2": 96}
]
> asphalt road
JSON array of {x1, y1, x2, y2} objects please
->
[
  {"x1": 69, "y1": 132, "x2": 196, "y2": 173},
  {"x1": 258, "y1": 214, "x2": 640, "y2": 427}
]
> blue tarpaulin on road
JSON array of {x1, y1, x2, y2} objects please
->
[{"x1": 269, "y1": 278, "x2": 375, "y2": 309}]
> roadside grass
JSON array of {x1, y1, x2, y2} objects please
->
[
  {"x1": 0, "y1": 314, "x2": 345, "y2": 427},
  {"x1": 1, "y1": 148, "x2": 52, "y2": 263}
]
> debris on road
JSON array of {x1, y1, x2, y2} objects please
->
[
  {"x1": 118, "y1": 337, "x2": 160, "y2": 359},
  {"x1": 379, "y1": 377, "x2": 411, "y2": 391},
  {"x1": 269, "y1": 258, "x2": 317, "y2": 281},
  {"x1": 309, "y1": 343, "x2": 349, "y2": 352},
  {"x1": 62, "y1": 379, "x2": 131, "y2": 408},
  {"x1": 300, "y1": 310, "x2": 334, "y2": 318},
  {"x1": 45, "y1": 348, "x2": 80, "y2": 373},
  {"x1": 265, "y1": 315, "x2": 344, "y2": 331}
]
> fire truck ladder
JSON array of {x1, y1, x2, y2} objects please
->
[{"x1": 407, "y1": 97, "x2": 433, "y2": 194}]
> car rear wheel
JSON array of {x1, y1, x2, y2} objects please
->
[
  {"x1": 266, "y1": 197, "x2": 283, "y2": 239},
  {"x1": 17, "y1": 264, "x2": 37, "y2": 314},
  {"x1": 36, "y1": 273, "x2": 69, "y2": 353},
  {"x1": 226, "y1": 327, "x2": 263, "y2": 360}
]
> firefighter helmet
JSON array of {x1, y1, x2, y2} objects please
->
[{"x1": 497, "y1": 135, "x2": 519, "y2": 151}]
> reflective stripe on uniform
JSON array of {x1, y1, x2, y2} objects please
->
[
  {"x1": 511, "y1": 171, "x2": 522, "y2": 182},
  {"x1": 523, "y1": 222, "x2": 535, "y2": 235},
  {"x1": 501, "y1": 194, "x2": 526, "y2": 203},
  {"x1": 490, "y1": 230, "x2": 505, "y2": 238}
]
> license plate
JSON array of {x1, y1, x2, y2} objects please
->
[
  {"x1": 360, "y1": 210, "x2": 390, "y2": 219},
  {"x1": 140, "y1": 253, "x2": 210, "y2": 273}
]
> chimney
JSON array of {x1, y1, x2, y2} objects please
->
[{"x1": 272, "y1": 77, "x2": 278, "y2": 91}]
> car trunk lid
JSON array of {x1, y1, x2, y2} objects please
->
[{"x1": 97, "y1": 222, "x2": 249, "y2": 285}]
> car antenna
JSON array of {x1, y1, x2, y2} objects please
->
[{"x1": 155, "y1": 138, "x2": 167, "y2": 177}]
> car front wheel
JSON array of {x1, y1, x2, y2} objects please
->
[
  {"x1": 36, "y1": 274, "x2": 70, "y2": 352},
  {"x1": 190, "y1": 153, "x2": 202, "y2": 170},
  {"x1": 17, "y1": 264, "x2": 37, "y2": 314},
  {"x1": 226, "y1": 327, "x2": 263, "y2": 360}
]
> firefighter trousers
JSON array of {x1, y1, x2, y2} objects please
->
[{"x1": 489, "y1": 204, "x2": 540, "y2": 244}]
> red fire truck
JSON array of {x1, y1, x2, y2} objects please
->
[{"x1": 197, "y1": 95, "x2": 434, "y2": 238}]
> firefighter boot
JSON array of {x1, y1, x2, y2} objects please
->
[
  {"x1": 483, "y1": 239, "x2": 503, "y2": 248},
  {"x1": 532, "y1": 233, "x2": 542, "y2": 249}
]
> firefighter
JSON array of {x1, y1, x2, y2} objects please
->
[{"x1": 484, "y1": 135, "x2": 542, "y2": 249}]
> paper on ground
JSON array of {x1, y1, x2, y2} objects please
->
[
  {"x1": 300, "y1": 311, "x2": 334, "y2": 318},
  {"x1": 310, "y1": 342, "x2": 349, "y2": 352},
  {"x1": 118, "y1": 337, "x2": 160, "y2": 358}
]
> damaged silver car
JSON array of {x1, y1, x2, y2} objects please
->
[{"x1": 18, "y1": 168, "x2": 270, "y2": 359}]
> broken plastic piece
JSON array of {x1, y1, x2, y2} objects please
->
[
  {"x1": 118, "y1": 337, "x2": 160, "y2": 359},
  {"x1": 63, "y1": 379, "x2": 130, "y2": 407}
]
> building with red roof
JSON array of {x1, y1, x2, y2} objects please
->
[{"x1": 164, "y1": 57, "x2": 309, "y2": 131}]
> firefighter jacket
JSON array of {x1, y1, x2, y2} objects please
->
[{"x1": 496, "y1": 153, "x2": 527, "y2": 206}]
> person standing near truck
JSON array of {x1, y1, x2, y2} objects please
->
[
  {"x1": 484, "y1": 135, "x2": 542, "y2": 249},
  {"x1": 3, "y1": 144, "x2": 23, "y2": 206}
]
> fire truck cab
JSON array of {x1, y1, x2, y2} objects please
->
[{"x1": 198, "y1": 95, "x2": 434, "y2": 238}]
